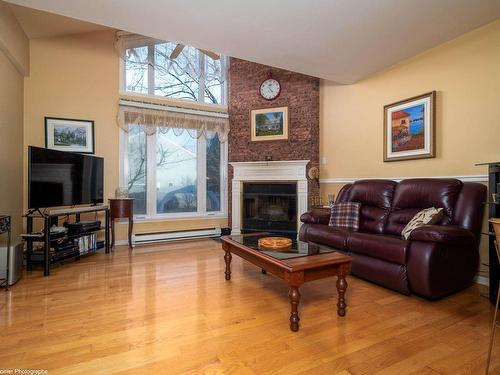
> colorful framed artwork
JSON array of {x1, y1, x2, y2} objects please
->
[
  {"x1": 383, "y1": 91, "x2": 436, "y2": 162},
  {"x1": 250, "y1": 106, "x2": 288, "y2": 142},
  {"x1": 45, "y1": 117, "x2": 95, "y2": 154}
]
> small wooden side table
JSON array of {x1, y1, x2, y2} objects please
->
[{"x1": 109, "y1": 198, "x2": 134, "y2": 248}]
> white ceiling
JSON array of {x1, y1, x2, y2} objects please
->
[
  {"x1": 8, "y1": 3, "x2": 109, "y2": 39},
  {"x1": 5, "y1": 0, "x2": 500, "y2": 83}
]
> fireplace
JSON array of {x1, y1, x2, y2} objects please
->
[
  {"x1": 242, "y1": 183, "x2": 297, "y2": 236},
  {"x1": 230, "y1": 160, "x2": 309, "y2": 235}
]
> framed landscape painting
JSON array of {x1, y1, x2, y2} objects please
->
[
  {"x1": 251, "y1": 106, "x2": 288, "y2": 142},
  {"x1": 45, "y1": 117, "x2": 95, "y2": 154},
  {"x1": 383, "y1": 91, "x2": 436, "y2": 162}
]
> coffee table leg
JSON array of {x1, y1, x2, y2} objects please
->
[
  {"x1": 336, "y1": 274, "x2": 348, "y2": 317},
  {"x1": 224, "y1": 251, "x2": 232, "y2": 280},
  {"x1": 288, "y1": 286, "x2": 301, "y2": 331}
]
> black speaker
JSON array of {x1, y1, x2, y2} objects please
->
[{"x1": 221, "y1": 227, "x2": 232, "y2": 236}]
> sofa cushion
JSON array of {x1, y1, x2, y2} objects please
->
[
  {"x1": 328, "y1": 202, "x2": 361, "y2": 231},
  {"x1": 385, "y1": 179, "x2": 462, "y2": 236},
  {"x1": 347, "y1": 232, "x2": 409, "y2": 265},
  {"x1": 306, "y1": 224, "x2": 349, "y2": 250},
  {"x1": 347, "y1": 180, "x2": 397, "y2": 234}
]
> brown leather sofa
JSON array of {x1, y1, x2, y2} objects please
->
[{"x1": 299, "y1": 179, "x2": 486, "y2": 299}]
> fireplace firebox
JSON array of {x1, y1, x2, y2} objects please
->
[{"x1": 242, "y1": 182, "x2": 297, "y2": 236}]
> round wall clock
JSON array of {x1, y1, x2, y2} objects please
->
[{"x1": 260, "y1": 78, "x2": 281, "y2": 100}]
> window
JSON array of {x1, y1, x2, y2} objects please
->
[
  {"x1": 127, "y1": 125, "x2": 147, "y2": 214},
  {"x1": 123, "y1": 41, "x2": 228, "y2": 105},
  {"x1": 156, "y1": 129, "x2": 197, "y2": 214},
  {"x1": 125, "y1": 126, "x2": 226, "y2": 218},
  {"x1": 124, "y1": 45, "x2": 148, "y2": 95},
  {"x1": 206, "y1": 133, "x2": 221, "y2": 212},
  {"x1": 119, "y1": 37, "x2": 228, "y2": 219}
]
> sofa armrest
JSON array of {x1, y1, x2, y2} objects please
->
[
  {"x1": 408, "y1": 225, "x2": 475, "y2": 245},
  {"x1": 407, "y1": 241, "x2": 478, "y2": 299},
  {"x1": 300, "y1": 208, "x2": 330, "y2": 225}
]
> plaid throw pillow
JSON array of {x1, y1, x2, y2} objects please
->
[{"x1": 328, "y1": 202, "x2": 361, "y2": 231}]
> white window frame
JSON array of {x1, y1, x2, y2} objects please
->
[
  {"x1": 119, "y1": 128, "x2": 228, "y2": 221},
  {"x1": 119, "y1": 40, "x2": 228, "y2": 106}
]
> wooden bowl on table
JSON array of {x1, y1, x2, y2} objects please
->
[{"x1": 258, "y1": 237, "x2": 292, "y2": 251}]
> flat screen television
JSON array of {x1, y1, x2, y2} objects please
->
[{"x1": 28, "y1": 146, "x2": 104, "y2": 209}]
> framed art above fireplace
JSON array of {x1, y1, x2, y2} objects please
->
[{"x1": 250, "y1": 106, "x2": 289, "y2": 142}]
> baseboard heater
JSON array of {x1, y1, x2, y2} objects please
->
[{"x1": 133, "y1": 227, "x2": 221, "y2": 245}]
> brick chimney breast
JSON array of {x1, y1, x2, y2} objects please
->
[{"x1": 228, "y1": 58, "x2": 320, "y2": 226}]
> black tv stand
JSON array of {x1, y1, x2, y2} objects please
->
[{"x1": 24, "y1": 205, "x2": 110, "y2": 276}]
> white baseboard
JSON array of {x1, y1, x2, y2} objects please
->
[
  {"x1": 113, "y1": 240, "x2": 130, "y2": 246},
  {"x1": 474, "y1": 275, "x2": 489, "y2": 287},
  {"x1": 0, "y1": 242, "x2": 22, "y2": 251},
  {"x1": 133, "y1": 227, "x2": 221, "y2": 245}
]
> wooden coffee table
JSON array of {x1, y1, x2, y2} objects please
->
[{"x1": 220, "y1": 233, "x2": 352, "y2": 332}]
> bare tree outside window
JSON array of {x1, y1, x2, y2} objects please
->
[
  {"x1": 204, "y1": 56, "x2": 225, "y2": 105},
  {"x1": 154, "y1": 43, "x2": 199, "y2": 102},
  {"x1": 206, "y1": 132, "x2": 221, "y2": 211},
  {"x1": 127, "y1": 125, "x2": 147, "y2": 214},
  {"x1": 128, "y1": 125, "x2": 213, "y2": 214},
  {"x1": 125, "y1": 41, "x2": 226, "y2": 105},
  {"x1": 125, "y1": 46, "x2": 148, "y2": 94}
]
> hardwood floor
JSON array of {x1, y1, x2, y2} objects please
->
[{"x1": 0, "y1": 239, "x2": 499, "y2": 374}]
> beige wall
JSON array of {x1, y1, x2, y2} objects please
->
[
  {"x1": 320, "y1": 19, "x2": 500, "y2": 182},
  {"x1": 24, "y1": 30, "x2": 120, "y2": 207},
  {"x1": 0, "y1": 51, "x2": 24, "y2": 242},
  {"x1": 0, "y1": 3, "x2": 26, "y2": 244},
  {"x1": 24, "y1": 30, "x2": 227, "y2": 240},
  {"x1": 319, "y1": 20, "x2": 500, "y2": 280},
  {"x1": 0, "y1": 1, "x2": 29, "y2": 76}
]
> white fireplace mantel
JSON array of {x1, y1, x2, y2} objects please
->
[{"x1": 230, "y1": 160, "x2": 309, "y2": 235}]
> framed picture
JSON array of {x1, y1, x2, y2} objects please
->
[
  {"x1": 250, "y1": 106, "x2": 288, "y2": 142},
  {"x1": 45, "y1": 117, "x2": 95, "y2": 154},
  {"x1": 383, "y1": 91, "x2": 436, "y2": 162}
]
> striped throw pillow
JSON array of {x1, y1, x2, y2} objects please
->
[
  {"x1": 401, "y1": 207, "x2": 444, "y2": 240},
  {"x1": 328, "y1": 202, "x2": 361, "y2": 231}
]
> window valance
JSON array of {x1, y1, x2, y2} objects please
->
[{"x1": 117, "y1": 99, "x2": 229, "y2": 142}]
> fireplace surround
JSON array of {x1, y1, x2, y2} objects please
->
[{"x1": 230, "y1": 160, "x2": 309, "y2": 235}]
